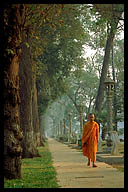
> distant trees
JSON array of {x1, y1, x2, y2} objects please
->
[{"x1": 66, "y1": 69, "x2": 99, "y2": 116}]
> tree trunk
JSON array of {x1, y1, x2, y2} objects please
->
[
  {"x1": 39, "y1": 115, "x2": 45, "y2": 146},
  {"x1": 32, "y1": 79, "x2": 41, "y2": 147},
  {"x1": 4, "y1": 5, "x2": 25, "y2": 179},
  {"x1": 40, "y1": 114, "x2": 48, "y2": 143},
  {"x1": 101, "y1": 124, "x2": 107, "y2": 140},
  {"x1": 95, "y1": 17, "x2": 122, "y2": 114},
  {"x1": 19, "y1": 31, "x2": 40, "y2": 158},
  {"x1": 111, "y1": 47, "x2": 118, "y2": 131},
  {"x1": 87, "y1": 97, "x2": 94, "y2": 118},
  {"x1": 67, "y1": 93, "x2": 80, "y2": 113}
]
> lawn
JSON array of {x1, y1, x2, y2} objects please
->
[
  {"x1": 112, "y1": 164, "x2": 124, "y2": 172},
  {"x1": 4, "y1": 142, "x2": 60, "y2": 188}
]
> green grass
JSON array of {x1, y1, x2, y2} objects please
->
[
  {"x1": 4, "y1": 142, "x2": 60, "y2": 188},
  {"x1": 112, "y1": 164, "x2": 124, "y2": 172}
]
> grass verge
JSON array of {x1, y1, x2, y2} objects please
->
[
  {"x1": 4, "y1": 142, "x2": 60, "y2": 188},
  {"x1": 112, "y1": 164, "x2": 124, "y2": 172}
]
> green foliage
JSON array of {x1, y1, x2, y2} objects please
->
[
  {"x1": 4, "y1": 143, "x2": 60, "y2": 188},
  {"x1": 22, "y1": 4, "x2": 124, "y2": 118},
  {"x1": 118, "y1": 128, "x2": 124, "y2": 135},
  {"x1": 34, "y1": 4, "x2": 87, "y2": 113}
]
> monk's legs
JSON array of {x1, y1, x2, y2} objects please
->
[
  {"x1": 92, "y1": 152, "x2": 97, "y2": 167},
  {"x1": 87, "y1": 159, "x2": 97, "y2": 167},
  {"x1": 92, "y1": 161, "x2": 97, "y2": 167},
  {"x1": 87, "y1": 153, "x2": 97, "y2": 167},
  {"x1": 87, "y1": 158, "x2": 91, "y2": 166}
]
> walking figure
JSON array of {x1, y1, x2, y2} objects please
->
[{"x1": 82, "y1": 113, "x2": 99, "y2": 167}]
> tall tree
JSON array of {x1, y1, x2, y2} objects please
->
[
  {"x1": 4, "y1": 5, "x2": 25, "y2": 179},
  {"x1": 19, "y1": 31, "x2": 40, "y2": 158},
  {"x1": 32, "y1": 78, "x2": 41, "y2": 147},
  {"x1": 94, "y1": 4, "x2": 124, "y2": 114}
]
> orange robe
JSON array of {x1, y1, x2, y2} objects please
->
[{"x1": 82, "y1": 121, "x2": 99, "y2": 162}]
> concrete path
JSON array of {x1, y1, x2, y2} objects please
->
[{"x1": 48, "y1": 138, "x2": 124, "y2": 188}]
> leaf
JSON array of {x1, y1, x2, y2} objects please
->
[
  {"x1": 6, "y1": 49, "x2": 14, "y2": 55},
  {"x1": 25, "y1": 42, "x2": 30, "y2": 48}
]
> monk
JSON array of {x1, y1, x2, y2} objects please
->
[{"x1": 82, "y1": 113, "x2": 99, "y2": 167}]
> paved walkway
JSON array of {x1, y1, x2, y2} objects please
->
[{"x1": 48, "y1": 138, "x2": 124, "y2": 188}]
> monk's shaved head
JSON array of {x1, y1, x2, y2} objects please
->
[
  {"x1": 89, "y1": 113, "x2": 95, "y2": 121},
  {"x1": 89, "y1": 113, "x2": 94, "y2": 116}
]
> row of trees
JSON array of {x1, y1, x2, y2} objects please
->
[{"x1": 3, "y1": 4, "x2": 124, "y2": 179}]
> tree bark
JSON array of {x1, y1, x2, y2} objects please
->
[
  {"x1": 19, "y1": 31, "x2": 40, "y2": 158},
  {"x1": 95, "y1": 16, "x2": 122, "y2": 114},
  {"x1": 39, "y1": 114, "x2": 45, "y2": 146},
  {"x1": 111, "y1": 47, "x2": 118, "y2": 131},
  {"x1": 32, "y1": 79, "x2": 41, "y2": 147},
  {"x1": 40, "y1": 114, "x2": 48, "y2": 143},
  {"x1": 4, "y1": 5, "x2": 25, "y2": 179}
]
